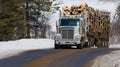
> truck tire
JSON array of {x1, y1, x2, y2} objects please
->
[
  {"x1": 84, "y1": 42, "x2": 90, "y2": 48},
  {"x1": 105, "y1": 42, "x2": 109, "y2": 48},
  {"x1": 101, "y1": 42, "x2": 104, "y2": 48},
  {"x1": 103, "y1": 42, "x2": 106, "y2": 48},
  {"x1": 55, "y1": 44, "x2": 59, "y2": 49},
  {"x1": 54, "y1": 40, "x2": 59, "y2": 49},
  {"x1": 77, "y1": 44, "x2": 83, "y2": 49},
  {"x1": 88, "y1": 42, "x2": 91, "y2": 48},
  {"x1": 87, "y1": 42, "x2": 90, "y2": 48},
  {"x1": 97, "y1": 40, "x2": 102, "y2": 48}
]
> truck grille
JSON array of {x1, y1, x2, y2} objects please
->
[{"x1": 62, "y1": 30, "x2": 74, "y2": 39}]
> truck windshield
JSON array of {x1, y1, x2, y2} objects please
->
[{"x1": 60, "y1": 19, "x2": 80, "y2": 26}]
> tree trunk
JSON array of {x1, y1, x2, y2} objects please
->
[
  {"x1": 40, "y1": 26, "x2": 46, "y2": 38},
  {"x1": 25, "y1": 1, "x2": 30, "y2": 38},
  {"x1": 35, "y1": 30, "x2": 38, "y2": 38}
]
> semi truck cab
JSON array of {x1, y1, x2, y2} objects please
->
[{"x1": 54, "y1": 16, "x2": 86, "y2": 49}]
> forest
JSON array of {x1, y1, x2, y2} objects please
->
[
  {"x1": 0, "y1": 0, "x2": 59, "y2": 41},
  {"x1": 0, "y1": 0, "x2": 119, "y2": 43}
]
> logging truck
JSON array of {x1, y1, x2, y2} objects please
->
[{"x1": 54, "y1": 3, "x2": 110, "y2": 49}]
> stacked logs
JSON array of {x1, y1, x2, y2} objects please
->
[{"x1": 62, "y1": 3, "x2": 89, "y2": 16}]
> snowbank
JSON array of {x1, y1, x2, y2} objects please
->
[
  {"x1": 0, "y1": 50, "x2": 25, "y2": 59},
  {"x1": 92, "y1": 50, "x2": 120, "y2": 67},
  {"x1": 0, "y1": 39, "x2": 54, "y2": 50},
  {"x1": 0, "y1": 39, "x2": 54, "y2": 59},
  {"x1": 109, "y1": 44, "x2": 120, "y2": 48}
]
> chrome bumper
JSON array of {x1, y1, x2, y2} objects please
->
[{"x1": 55, "y1": 39, "x2": 81, "y2": 45}]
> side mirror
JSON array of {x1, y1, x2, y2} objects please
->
[{"x1": 56, "y1": 21, "x2": 60, "y2": 33}]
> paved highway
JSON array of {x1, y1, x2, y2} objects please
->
[{"x1": 0, "y1": 48, "x2": 119, "y2": 67}]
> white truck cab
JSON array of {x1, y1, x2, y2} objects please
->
[{"x1": 54, "y1": 15, "x2": 86, "y2": 49}]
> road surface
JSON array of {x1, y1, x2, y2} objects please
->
[{"x1": 0, "y1": 48, "x2": 119, "y2": 67}]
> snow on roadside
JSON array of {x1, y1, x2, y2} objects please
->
[
  {"x1": 92, "y1": 50, "x2": 120, "y2": 67},
  {"x1": 0, "y1": 50, "x2": 25, "y2": 59},
  {"x1": 0, "y1": 39, "x2": 54, "y2": 59},
  {"x1": 109, "y1": 44, "x2": 120, "y2": 48}
]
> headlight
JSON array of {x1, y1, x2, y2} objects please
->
[
  {"x1": 75, "y1": 34, "x2": 81, "y2": 39},
  {"x1": 55, "y1": 34, "x2": 61, "y2": 40}
]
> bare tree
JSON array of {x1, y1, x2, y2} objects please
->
[{"x1": 111, "y1": 3, "x2": 120, "y2": 43}]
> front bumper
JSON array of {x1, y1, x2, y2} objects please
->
[{"x1": 55, "y1": 39, "x2": 81, "y2": 45}]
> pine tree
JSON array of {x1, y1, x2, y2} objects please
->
[
  {"x1": 0, "y1": 0, "x2": 58, "y2": 40},
  {"x1": 23, "y1": 0, "x2": 54, "y2": 38},
  {"x1": 0, "y1": 0, "x2": 28, "y2": 41}
]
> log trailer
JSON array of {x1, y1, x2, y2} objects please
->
[{"x1": 54, "y1": 3, "x2": 110, "y2": 49}]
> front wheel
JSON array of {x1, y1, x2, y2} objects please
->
[
  {"x1": 84, "y1": 42, "x2": 90, "y2": 48},
  {"x1": 55, "y1": 44, "x2": 59, "y2": 49},
  {"x1": 54, "y1": 40, "x2": 59, "y2": 49},
  {"x1": 105, "y1": 42, "x2": 109, "y2": 48}
]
